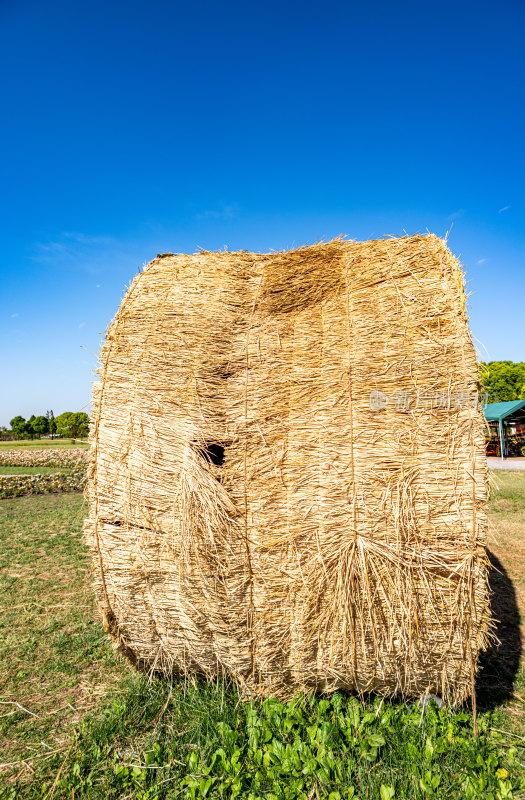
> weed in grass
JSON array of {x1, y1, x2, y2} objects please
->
[{"x1": 5, "y1": 675, "x2": 525, "y2": 799}]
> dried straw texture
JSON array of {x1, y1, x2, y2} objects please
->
[{"x1": 84, "y1": 234, "x2": 491, "y2": 704}]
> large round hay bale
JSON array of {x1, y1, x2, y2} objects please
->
[{"x1": 84, "y1": 235, "x2": 491, "y2": 703}]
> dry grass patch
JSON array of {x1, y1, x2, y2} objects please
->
[
  {"x1": 477, "y1": 470, "x2": 525, "y2": 737},
  {"x1": 488, "y1": 471, "x2": 525, "y2": 602}
]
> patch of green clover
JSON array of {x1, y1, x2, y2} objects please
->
[{"x1": 7, "y1": 676, "x2": 521, "y2": 800}]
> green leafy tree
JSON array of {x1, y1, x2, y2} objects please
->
[
  {"x1": 46, "y1": 409, "x2": 56, "y2": 438},
  {"x1": 11, "y1": 415, "x2": 33, "y2": 439},
  {"x1": 54, "y1": 411, "x2": 89, "y2": 438},
  {"x1": 27, "y1": 414, "x2": 36, "y2": 439},
  {"x1": 10, "y1": 415, "x2": 28, "y2": 437},
  {"x1": 9, "y1": 416, "x2": 34, "y2": 439},
  {"x1": 54, "y1": 412, "x2": 72, "y2": 437},
  {"x1": 31, "y1": 415, "x2": 49, "y2": 437},
  {"x1": 69, "y1": 411, "x2": 89, "y2": 438},
  {"x1": 480, "y1": 361, "x2": 525, "y2": 402}
]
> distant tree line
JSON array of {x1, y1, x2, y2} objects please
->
[
  {"x1": 1, "y1": 362, "x2": 522, "y2": 440},
  {"x1": 480, "y1": 361, "x2": 525, "y2": 403},
  {"x1": 1, "y1": 410, "x2": 89, "y2": 440}
]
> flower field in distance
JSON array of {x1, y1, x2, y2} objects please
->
[{"x1": 0, "y1": 448, "x2": 87, "y2": 499}]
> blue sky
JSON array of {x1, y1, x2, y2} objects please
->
[{"x1": 1, "y1": 0, "x2": 524, "y2": 427}]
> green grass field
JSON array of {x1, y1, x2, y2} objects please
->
[
  {"x1": 0, "y1": 466, "x2": 73, "y2": 475},
  {"x1": 0, "y1": 438, "x2": 88, "y2": 449},
  {"x1": 0, "y1": 474, "x2": 524, "y2": 799}
]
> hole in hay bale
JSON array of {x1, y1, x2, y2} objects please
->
[
  {"x1": 217, "y1": 367, "x2": 233, "y2": 380},
  {"x1": 100, "y1": 519, "x2": 154, "y2": 534},
  {"x1": 215, "y1": 361, "x2": 234, "y2": 381},
  {"x1": 196, "y1": 443, "x2": 226, "y2": 466}
]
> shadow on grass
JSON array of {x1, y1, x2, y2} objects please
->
[{"x1": 476, "y1": 550, "x2": 522, "y2": 709}]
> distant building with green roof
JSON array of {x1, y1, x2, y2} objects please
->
[{"x1": 483, "y1": 400, "x2": 525, "y2": 459}]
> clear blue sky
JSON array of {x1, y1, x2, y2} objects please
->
[{"x1": 1, "y1": 0, "x2": 524, "y2": 427}]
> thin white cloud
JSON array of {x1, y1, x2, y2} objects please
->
[
  {"x1": 34, "y1": 232, "x2": 116, "y2": 259},
  {"x1": 96, "y1": 284, "x2": 101, "y2": 288},
  {"x1": 63, "y1": 232, "x2": 114, "y2": 245},
  {"x1": 10, "y1": 312, "x2": 19, "y2": 318},
  {"x1": 195, "y1": 203, "x2": 240, "y2": 221},
  {"x1": 31, "y1": 231, "x2": 131, "y2": 277},
  {"x1": 498, "y1": 205, "x2": 510, "y2": 213},
  {"x1": 34, "y1": 240, "x2": 68, "y2": 255},
  {"x1": 78, "y1": 322, "x2": 85, "y2": 329},
  {"x1": 448, "y1": 209, "x2": 464, "y2": 221},
  {"x1": 477, "y1": 258, "x2": 487, "y2": 265}
]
